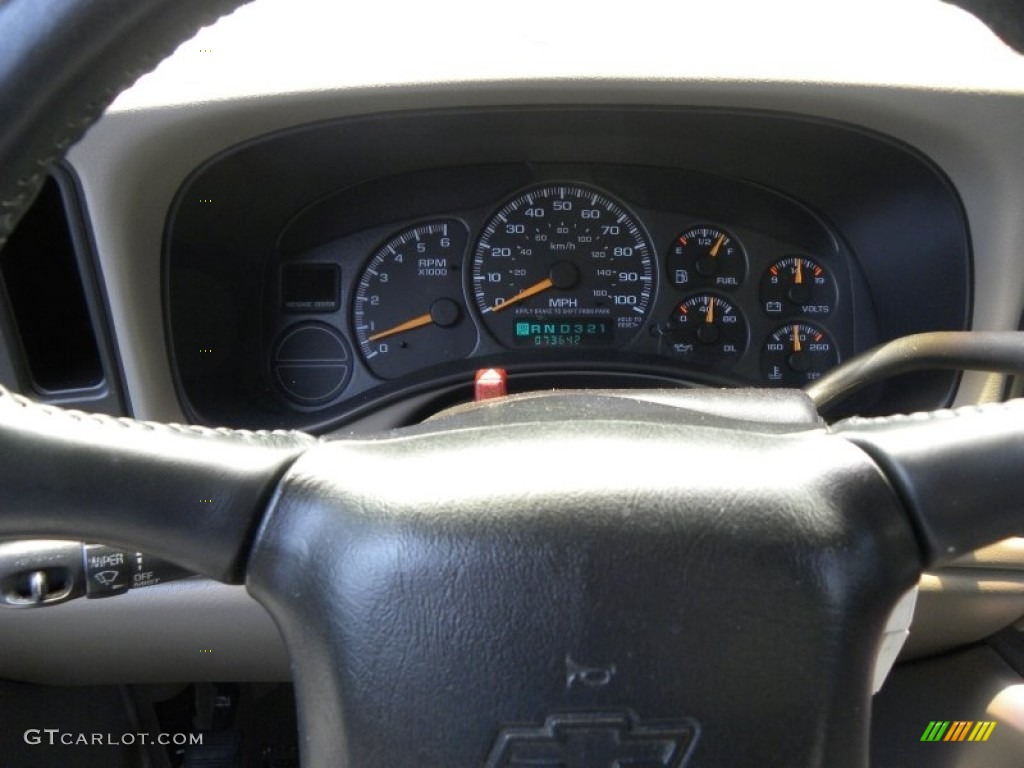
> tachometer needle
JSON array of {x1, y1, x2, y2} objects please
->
[
  {"x1": 368, "y1": 312, "x2": 433, "y2": 342},
  {"x1": 792, "y1": 324, "x2": 802, "y2": 353},
  {"x1": 487, "y1": 277, "x2": 554, "y2": 313},
  {"x1": 709, "y1": 233, "x2": 726, "y2": 258}
]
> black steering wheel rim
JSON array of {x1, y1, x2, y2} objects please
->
[{"x1": 1, "y1": 2, "x2": 1023, "y2": 767}]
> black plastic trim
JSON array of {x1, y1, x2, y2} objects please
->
[
  {"x1": 56, "y1": 162, "x2": 130, "y2": 415},
  {"x1": 0, "y1": 164, "x2": 127, "y2": 415}
]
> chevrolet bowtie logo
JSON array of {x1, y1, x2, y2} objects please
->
[{"x1": 485, "y1": 711, "x2": 698, "y2": 768}]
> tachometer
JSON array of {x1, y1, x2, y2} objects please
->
[
  {"x1": 354, "y1": 220, "x2": 475, "y2": 379},
  {"x1": 471, "y1": 183, "x2": 654, "y2": 348}
]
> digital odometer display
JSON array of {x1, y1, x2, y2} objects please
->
[
  {"x1": 471, "y1": 183, "x2": 655, "y2": 348},
  {"x1": 513, "y1": 318, "x2": 614, "y2": 347}
]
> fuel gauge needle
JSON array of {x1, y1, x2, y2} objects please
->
[
  {"x1": 487, "y1": 277, "x2": 554, "y2": 313},
  {"x1": 709, "y1": 233, "x2": 726, "y2": 258},
  {"x1": 368, "y1": 312, "x2": 433, "y2": 342}
]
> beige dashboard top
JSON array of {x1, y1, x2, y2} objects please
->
[{"x1": 112, "y1": 0, "x2": 1024, "y2": 111}]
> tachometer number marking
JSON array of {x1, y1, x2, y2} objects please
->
[{"x1": 353, "y1": 220, "x2": 475, "y2": 380}]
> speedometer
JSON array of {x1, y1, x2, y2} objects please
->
[{"x1": 471, "y1": 183, "x2": 654, "y2": 348}]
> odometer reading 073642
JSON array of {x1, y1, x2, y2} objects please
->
[{"x1": 471, "y1": 184, "x2": 655, "y2": 348}]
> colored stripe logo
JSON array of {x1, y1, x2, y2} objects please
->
[{"x1": 920, "y1": 721, "x2": 997, "y2": 742}]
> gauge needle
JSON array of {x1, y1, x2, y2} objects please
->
[
  {"x1": 368, "y1": 312, "x2": 433, "y2": 341},
  {"x1": 794, "y1": 257, "x2": 804, "y2": 285},
  {"x1": 705, "y1": 297, "x2": 715, "y2": 324},
  {"x1": 709, "y1": 233, "x2": 726, "y2": 258},
  {"x1": 488, "y1": 277, "x2": 554, "y2": 313},
  {"x1": 792, "y1": 324, "x2": 802, "y2": 353}
]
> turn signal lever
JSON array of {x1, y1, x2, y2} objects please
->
[
  {"x1": 0, "y1": 540, "x2": 191, "y2": 608},
  {"x1": 807, "y1": 331, "x2": 1024, "y2": 414}
]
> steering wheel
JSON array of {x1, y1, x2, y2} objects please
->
[{"x1": 1, "y1": 2, "x2": 1023, "y2": 766}]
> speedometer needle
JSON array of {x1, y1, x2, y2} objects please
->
[
  {"x1": 487, "y1": 277, "x2": 554, "y2": 313},
  {"x1": 368, "y1": 313, "x2": 433, "y2": 341}
]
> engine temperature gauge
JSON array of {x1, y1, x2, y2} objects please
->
[
  {"x1": 760, "y1": 256, "x2": 836, "y2": 317},
  {"x1": 762, "y1": 323, "x2": 839, "y2": 386},
  {"x1": 663, "y1": 294, "x2": 748, "y2": 366}
]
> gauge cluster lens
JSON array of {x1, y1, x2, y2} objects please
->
[
  {"x1": 353, "y1": 220, "x2": 475, "y2": 379},
  {"x1": 337, "y1": 182, "x2": 849, "y2": 392},
  {"x1": 471, "y1": 184, "x2": 654, "y2": 348},
  {"x1": 351, "y1": 203, "x2": 845, "y2": 389}
]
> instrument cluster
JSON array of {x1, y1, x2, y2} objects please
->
[
  {"x1": 266, "y1": 171, "x2": 860, "y2": 409},
  {"x1": 164, "y1": 108, "x2": 970, "y2": 432}
]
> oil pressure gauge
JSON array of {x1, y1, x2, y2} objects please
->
[
  {"x1": 762, "y1": 323, "x2": 839, "y2": 386},
  {"x1": 663, "y1": 294, "x2": 748, "y2": 366},
  {"x1": 760, "y1": 256, "x2": 836, "y2": 317}
]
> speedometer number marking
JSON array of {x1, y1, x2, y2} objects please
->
[{"x1": 472, "y1": 184, "x2": 655, "y2": 349}]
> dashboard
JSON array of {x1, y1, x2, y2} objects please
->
[
  {"x1": 0, "y1": 0, "x2": 1021, "y2": 700},
  {"x1": 165, "y1": 108, "x2": 969, "y2": 433}
]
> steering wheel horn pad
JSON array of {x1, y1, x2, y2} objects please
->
[{"x1": 247, "y1": 394, "x2": 921, "y2": 766}]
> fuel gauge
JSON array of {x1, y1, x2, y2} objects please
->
[
  {"x1": 761, "y1": 323, "x2": 839, "y2": 386},
  {"x1": 760, "y1": 256, "x2": 836, "y2": 317},
  {"x1": 667, "y1": 226, "x2": 746, "y2": 290}
]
